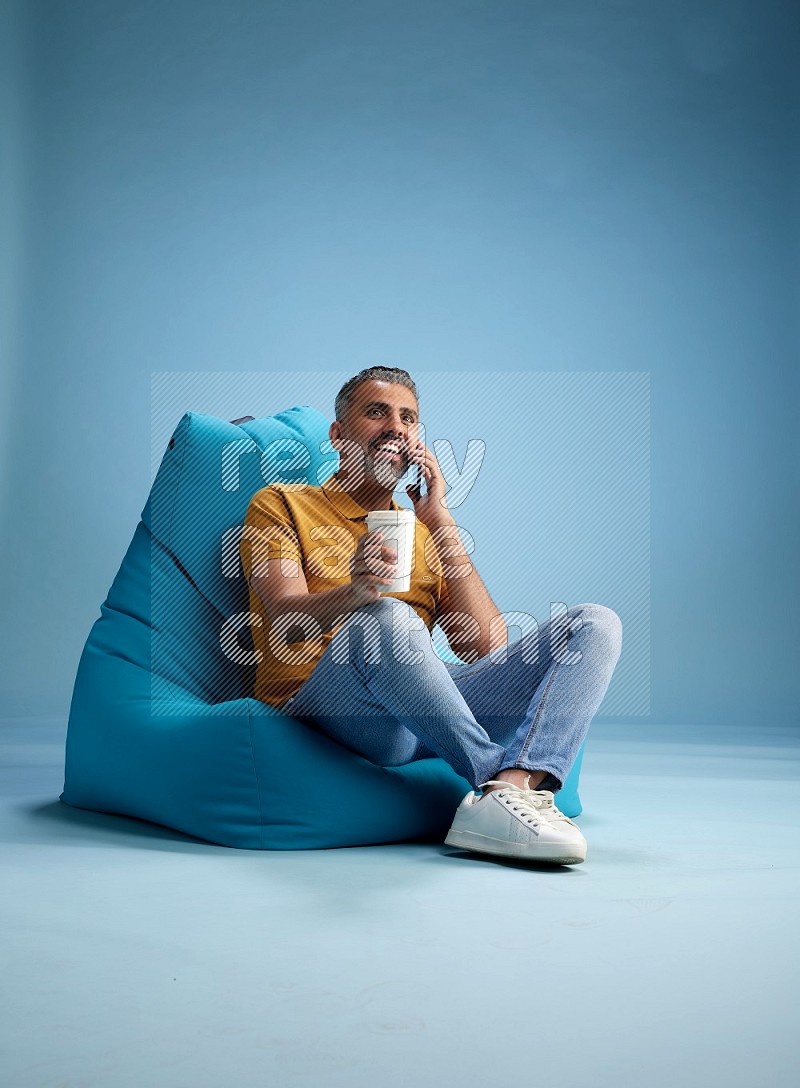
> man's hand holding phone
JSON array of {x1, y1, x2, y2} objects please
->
[{"x1": 405, "y1": 439, "x2": 450, "y2": 529}]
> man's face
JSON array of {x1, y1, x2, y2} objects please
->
[{"x1": 330, "y1": 379, "x2": 420, "y2": 487}]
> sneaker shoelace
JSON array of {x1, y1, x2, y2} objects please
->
[{"x1": 480, "y1": 778, "x2": 581, "y2": 832}]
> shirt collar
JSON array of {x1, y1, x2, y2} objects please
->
[{"x1": 320, "y1": 474, "x2": 402, "y2": 521}]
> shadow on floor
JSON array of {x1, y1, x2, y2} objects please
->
[{"x1": 25, "y1": 799, "x2": 217, "y2": 853}]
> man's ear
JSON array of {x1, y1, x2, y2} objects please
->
[{"x1": 329, "y1": 420, "x2": 342, "y2": 451}]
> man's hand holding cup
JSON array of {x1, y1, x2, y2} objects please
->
[{"x1": 349, "y1": 530, "x2": 398, "y2": 606}]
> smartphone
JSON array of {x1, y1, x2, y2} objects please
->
[{"x1": 412, "y1": 460, "x2": 424, "y2": 499}]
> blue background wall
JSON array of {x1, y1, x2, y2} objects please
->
[{"x1": 1, "y1": 0, "x2": 797, "y2": 728}]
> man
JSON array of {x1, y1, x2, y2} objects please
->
[{"x1": 240, "y1": 366, "x2": 623, "y2": 865}]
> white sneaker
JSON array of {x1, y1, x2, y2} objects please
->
[
  {"x1": 531, "y1": 789, "x2": 586, "y2": 837},
  {"x1": 444, "y1": 778, "x2": 587, "y2": 864}
]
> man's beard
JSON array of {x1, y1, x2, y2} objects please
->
[
  {"x1": 334, "y1": 437, "x2": 409, "y2": 490},
  {"x1": 368, "y1": 446, "x2": 409, "y2": 488}
]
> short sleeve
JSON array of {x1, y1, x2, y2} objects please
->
[{"x1": 240, "y1": 486, "x2": 302, "y2": 581}]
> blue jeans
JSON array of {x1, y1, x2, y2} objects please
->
[{"x1": 281, "y1": 598, "x2": 623, "y2": 792}]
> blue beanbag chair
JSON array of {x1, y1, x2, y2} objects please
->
[{"x1": 60, "y1": 406, "x2": 585, "y2": 848}]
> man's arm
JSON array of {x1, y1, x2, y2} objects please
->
[
  {"x1": 406, "y1": 441, "x2": 507, "y2": 663},
  {"x1": 428, "y1": 517, "x2": 508, "y2": 662},
  {"x1": 247, "y1": 532, "x2": 399, "y2": 647}
]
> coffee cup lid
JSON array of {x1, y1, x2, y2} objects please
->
[{"x1": 366, "y1": 508, "x2": 415, "y2": 523}]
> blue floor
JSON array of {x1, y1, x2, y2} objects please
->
[{"x1": 2, "y1": 718, "x2": 797, "y2": 1088}]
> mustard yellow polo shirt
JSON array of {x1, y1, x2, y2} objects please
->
[{"x1": 240, "y1": 477, "x2": 451, "y2": 707}]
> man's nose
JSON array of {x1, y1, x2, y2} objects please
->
[{"x1": 384, "y1": 414, "x2": 408, "y2": 437}]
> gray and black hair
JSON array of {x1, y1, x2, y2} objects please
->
[{"x1": 334, "y1": 366, "x2": 418, "y2": 422}]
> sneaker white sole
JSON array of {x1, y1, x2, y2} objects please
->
[{"x1": 444, "y1": 827, "x2": 586, "y2": 865}]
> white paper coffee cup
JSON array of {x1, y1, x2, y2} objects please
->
[{"x1": 365, "y1": 509, "x2": 416, "y2": 594}]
